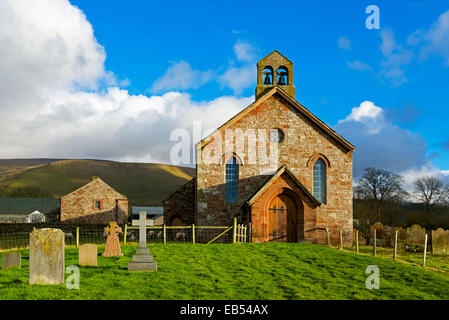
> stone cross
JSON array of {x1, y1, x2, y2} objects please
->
[
  {"x1": 133, "y1": 211, "x2": 153, "y2": 248},
  {"x1": 128, "y1": 211, "x2": 157, "y2": 271}
]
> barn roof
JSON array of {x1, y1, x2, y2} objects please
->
[{"x1": 0, "y1": 197, "x2": 60, "y2": 215}]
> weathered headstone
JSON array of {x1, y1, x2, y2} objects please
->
[
  {"x1": 128, "y1": 212, "x2": 157, "y2": 271},
  {"x1": 389, "y1": 227, "x2": 406, "y2": 249},
  {"x1": 29, "y1": 228, "x2": 64, "y2": 285},
  {"x1": 432, "y1": 228, "x2": 449, "y2": 256},
  {"x1": 369, "y1": 222, "x2": 386, "y2": 246},
  {"x1": 1, "y1": 252, "x2": 21, "y2": 270},
  {"x1": 79, "y1": 243, "x2": 98, "y2": 266},
  {"x1": 102, "y1": 222, "x2": 123, "y2": 257},
  {"x1": 406, "y1": 224, "x2": 426, "y2": 252}
]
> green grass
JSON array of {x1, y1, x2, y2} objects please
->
[
  {"x1": 0, "y1": 159, "x2": 195, "y2": 205},
  {"x1": 2, "y1": 243, "x2": 449, "y2": 300},
  {"x1": 349, "y1": 245, "x2": 449, "y2": 274}
]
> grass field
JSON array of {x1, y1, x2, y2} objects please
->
[
  {"x1": 2, "y1": 243, "x2": 449, "y2": 300},
  {"x1": 0, "y1": 159, "x2": 195, "y2": 205}
]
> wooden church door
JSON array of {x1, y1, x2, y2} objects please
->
[{"x1": 268, "y1": 193, "x2": 298, "y2": 242}]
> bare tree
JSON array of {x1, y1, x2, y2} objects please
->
[
  {"x1": 355, "y1": 167, "x2": 408, "y2": 223},
  {"x1": 413, "y1": 176, "x2": 449, "y2": 213}
]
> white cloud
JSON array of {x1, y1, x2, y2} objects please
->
[
  {"x1": 400, "y1": 163, "x2": 449, "y2": 194},
  {"x1": 335, "y1": 101, "x2": 428, "y2": 177},
  {"x1": 219, "y1": 65, "x2": 254, "y2": 95},
  {"x1": 408, "y1": 9, "x2": 449, "y2": 66},
  {"x1": 0, "y1": 0, "x2": 253, "y2": 164},
  {"x1": 218, "y1": 41, "x2": 258, "y2": 94},
  {"x1": 150, "y1": 61, "x2": 214, "y2": 93},
  {"x1": 233, "y1": 40, "x2": 257, "y2": 63},
  {"x1": 347, "y1": 60, "x2": 372, "y2": 71},
  {"x1": 338, "y1": 37, "x2": 352, "y2": 50},
  {"x1": 339, "y1": 101, "x2": 384, "y2": 133},
  {"x1": 379, "y1": 29, "x2": 413, "y2": 87}
]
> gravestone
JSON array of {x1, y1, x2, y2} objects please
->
[
  {"x1": 79, "y1": 243, "x2": 98, "y2": 266},
  {"x1": 29, "y1": 228, "x2": 64, "y2": 285},
  {"x1": 389, "y1": 227, "x2": 406, "y2": 249},
  {"x1": 432, "y1": 228, "x2": 449, "y2": 256},
  {"x1": 102, "y1": 222, "x2": 123, "y2": 257},
  {"x1": 406, "y1": 224, "x2": 427, "y2": 252},
  {"x1": 128, "y1": 212, "x2": 157, "y2": 271},
  {"x1": 2, "y1": 252, "x2": 21, "y2": 270},
  {"x1": 369, "y1": 222, "x2": 386, "y2": 247}
]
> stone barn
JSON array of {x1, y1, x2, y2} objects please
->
[
  {"x1": 164, "y1": 51, "x2": 355, "y2": 245},
  {"x1": 60, "y1": 177, "x2": 128, "y2": 224}
]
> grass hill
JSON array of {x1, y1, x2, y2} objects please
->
[{"x1": 0, "y1": 159, "x2": 195, "y2": 206}]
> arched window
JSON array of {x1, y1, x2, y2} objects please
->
[
  {"x1": 313, "y1": 159, "x2": 326, "y2": 204},
  {"x1": 225, "y1": 157, "x2": 239, "y2": 203}
]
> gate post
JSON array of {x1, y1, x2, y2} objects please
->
[{"x1": 233, "y1": 218, "x2": 237, "y2": 244}]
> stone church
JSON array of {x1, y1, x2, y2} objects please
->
[{"x1": 164, "y1": 51, "x2": 355, "y2": 245}]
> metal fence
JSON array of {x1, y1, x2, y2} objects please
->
[{"x1": 0, "y1": 219, "x2": 247, "y2": 250}]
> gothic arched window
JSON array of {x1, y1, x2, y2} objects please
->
[
  {"x1": 313, "y1": 159, "x2": 326, "y2": 204},
  {"x1": 225, "y1": 157, "x2": 239, "y2": 203}
]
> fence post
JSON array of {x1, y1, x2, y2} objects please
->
[
  {"x1": 233, "y1": 218, "x2": 237, "y2": 244},
  {"x1": 163, "y1": 224, "x2": 167, "y2": 245},
  {"x1": 76, "y1": 227, "x2": 79, "y2": 248},
  {"x1": 249, "y1": 222, "x2": 252, "y2": 243},
  {"x1": 339, "y1": 230, "x2": 343, "y2": 249},
  {"x1": 423, "y1": 234, "x2": 428, "y2": 267},
  {"x1": 373, "y1": 229, "x2": 376, "y2": 257},
  {"x1": 244, "y1": 225, "x2": 247, "y2": 243},
  {"x1": 393, "y1": 230, "x2": 398, "y2": 260},
  {"x1": 325, "y1": 228, "x2": 330, "y2": 246},
  {"x1": 355, "y1": 230, "x2": 359, "y2": 253},
  {"x1": 192, "y1": 224, "x2": 195, "y2": 244},
  {"x1": 124, "y1": 224, "x2": 128, "y2": 246}
]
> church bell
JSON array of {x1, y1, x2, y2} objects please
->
[
  {"x1": 277, "y1": 73, "x2": 286, "y2": 85},
  {"x1": 263, "y1": 73, "x2": 272, "y2": 85}
]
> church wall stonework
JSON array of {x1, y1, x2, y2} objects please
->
[
  {"x1": 163, "y1": 178, "x2": 196, "y2": 225},
  {"x1": 196, "y1": 93, "x2": 353, "y2": 246}
]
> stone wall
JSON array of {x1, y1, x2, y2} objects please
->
[
  {"x1": 60, "y1": 178, "x2": 128, "y2": 224},
  {"x1": 163, "y1": 178, "x2": 196, "y2": 225},
  {"x1": 196, "y1": 92, "x2": 353, "y2": 245}
]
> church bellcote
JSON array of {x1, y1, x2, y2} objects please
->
[{"x1": 255, "y1": 51, "x2": 295, "y2": 100}]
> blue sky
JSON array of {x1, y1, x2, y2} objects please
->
[
  {"x1": 0, "y1": 0, "x2": 448, "y2": 185},
  {"x1": 71, "y1": 0, "x2": 449, "y2": 165}
]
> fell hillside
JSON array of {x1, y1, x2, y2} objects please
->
[
  {"x1": 0, "y1": 159, "x2": 195, "y2": 206},
  {"x1": 0, "y1": 159, "x2": 62, "y2": 179}
]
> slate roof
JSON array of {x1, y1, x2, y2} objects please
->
[
  {"x1": 0, "y1": 197, "x2": 60, "y2": 216},
  {"x1": 131, "y1": 206, "x2": 164, "y2": 215}
]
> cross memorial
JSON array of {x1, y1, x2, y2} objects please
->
[
  {"x1": 128, "y1": 211, "x2": 157, "y2": 271},
  {"x1": 134, "y1": 211, "x2": 153, "y2": 253}
]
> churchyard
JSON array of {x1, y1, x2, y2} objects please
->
[
  {"x1": 3, "y1": 216, "x2": 449, "y2": 299},
  {"x1": 3, "y1": 241, "x2": 449, "y2": 299}
]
